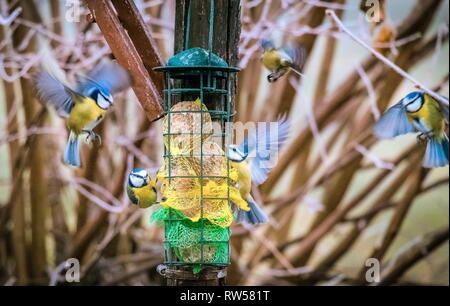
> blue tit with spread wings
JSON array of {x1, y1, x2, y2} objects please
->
[
  {"x1": 34, "y1": 60, "x2": 131, "y2": 167},
  {"x1": 227, "y1": 116, "x2": 291, "y2": 224},
  {"x1": 260, "y1": 39, "x2": 307, "y2": 83},
  {"x1": 374, "y1": 91, "x2": 449, "y2": 168}
]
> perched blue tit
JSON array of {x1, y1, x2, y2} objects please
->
[
  {"x1": 34, "y1": 61, "x2": 130, "y2": 167},
  {"x1": 374, "y1": 91, "x2": 449, "y2": 168},
  {"x1": 260, "y1": 39, "x2": 307, "y2": 83},
  {"x1": 227, "y1": 117, "x2": 291, "y2": 224},
  {"x1": 127, "y1": 168, "x2": 158, "y2": 209}
]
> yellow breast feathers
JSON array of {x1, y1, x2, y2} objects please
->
[
  {"x1": 232, "y1": 161, "x2": 251, "y2": 199},
  {"x1": 132, "y1": 185, "x2": 157, "y2": 208},
  {"x1": 67, "y1": 97, "x2": 106, "y2": 135},
  {"x1": 407, "y1": 94, "x2": 445, "y2": 135},
  {"x1": 262, "y1": 50, "x2": 283, "y2": 71}
]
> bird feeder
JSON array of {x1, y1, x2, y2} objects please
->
[{"x1": 152, "y1": 0, "x2": 240, "y2": 281}]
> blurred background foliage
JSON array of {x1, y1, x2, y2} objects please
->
[{"x1": 0, "y1": 0, "x2": 448, "y2": 285}]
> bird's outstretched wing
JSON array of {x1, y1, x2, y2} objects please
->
[
  {"x1": 77, "y1": 60, "x2": 131, "y2": 96},
  {"x1": 33, "y1": 71, "x2": 77, "y2": 118},
  {"x1": 240, "y1": 115, "x2": 291, "y2": 185},
  {"x1": 281, "y1": 42, "x2": 307, "y2": 73},
  {"x1": 373, "y1": 102, "x2": 416, "y2": 139}
]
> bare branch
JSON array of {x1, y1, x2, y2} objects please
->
[
  {"x1": 376, "y1": 226, "x2": 449, "y2": 286},
  {"x1": 326, "y1": 9, "x2": 449, "y2": 106}
]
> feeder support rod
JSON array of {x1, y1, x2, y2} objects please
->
[{"x1": 86, "y1": 0, "x2": 164, "y2": 122}]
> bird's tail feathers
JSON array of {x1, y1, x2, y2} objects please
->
[
  {"x1": 64, "y1": 131, "x2": 81, "y2": 167},
  {"x1": 423, "y1": 135, "x2": 449, "y2": 168},
  {"x1": 236, "y1": 195, "x2": 269, "y2": 225}
]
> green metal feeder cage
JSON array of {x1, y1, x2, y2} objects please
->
[{"x1": 153, "y1": 45, "x2": 239, "y2": 272}]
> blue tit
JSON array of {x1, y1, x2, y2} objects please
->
[
  {"x1": 127, "y1": 168, "x2": 158, "y2": 208},
  {"x1": 227, "y1": 116, "x2": 291, "y2": 224},
  {"x1": 260, "y1": 39, "x2": 307, "y2": 83},
  {"x1": 374, "y1": 91, "x2": 449, "y2": 168},
  {"x1": 34, "y1": 60, "x2": 130, "y2": 167}
]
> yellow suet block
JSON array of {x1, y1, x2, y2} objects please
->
[
  {"x1": 162, "y1": 99, "x2": 212, "y2": 154},
  {"x1": 159, "y1": 103, "x2": 247, "y2": 227}
]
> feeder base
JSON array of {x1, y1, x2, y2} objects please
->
[{"x1": 159, "y1": 265, "x2": 227, "y2": 286}]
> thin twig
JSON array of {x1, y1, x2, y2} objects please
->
[
  {"x1": 242, "y1": 223, "x2": 295, "y2": 271},
  {"x1": 354, "y1": 143, "x2": 394, "y2": 170},
  {"x1": 326, "y1": 9, "x2": 449, "y2": 106},
  {"x1": 356, "y1": 63, "x2": 380, "y2": 121},
  {"x1": 0, "y1": 6, "x2": 21, "y2": 26},
  {"x1": 375, "y1": 226, "x2": 449, "y2": 286}
]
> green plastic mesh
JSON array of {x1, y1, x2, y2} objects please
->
[{"x1": 151, "y1": 207, "x2": 230, "y2": 265}]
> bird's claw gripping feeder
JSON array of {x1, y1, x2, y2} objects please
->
[{"x1": 152, "y1": 0, "x2": 240, "y2": 286}]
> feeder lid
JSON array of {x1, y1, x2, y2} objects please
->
[
  {"x1": 167, "y1": 48, "x2": 228, "y2": 68},
  {"x1": 153, "y1": 48, "x2": 240, "y2": 73}
]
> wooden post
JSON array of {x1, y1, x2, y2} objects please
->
[
  {"x1": 161, "y1": 0, "x2": 241, "y2": 286},
  {"x1": 85, "y1": 0, "x2": 164, "y2": 122},
  {"x1": 174, "y1": 0, "x2": 241, "y2": 109},
  {"x1": 162, "y1": 266, "x2": 227, "y2": 286}
]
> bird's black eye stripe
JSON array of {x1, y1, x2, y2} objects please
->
[
  {"x1": 99, "y1": 92, "x2": 107, "y2": 99},
  {"x1": 98, "y1": 91, "x2": 111, "y2": 102},
  {"x1": 405, "y1": 95, "x2": 423, "y2": 107},
  {"x1": 405, "y1": 99, "x2": 418, "y2": 107},
  {"x1": 87, "y1": 88, "x2": 96, "y2": 97},
  {"x1": 152, "y1": 186, "x2": 157, "y2": 193}
]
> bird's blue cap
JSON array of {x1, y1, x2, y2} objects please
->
[
  {"x1": 404, "y1": 91, "x2": 423, "y2": 100},
  {"x1": 401, "y1": 91, "x2": 424, "y2": 106},
  {"x1": 260, "y1": 39, "x2": 275, "y2": 50},
  {"x1": 128, "y1": 168, "x2": 148, "y2": 187},
  {"x1": 131, "y1": 167, "x2": 146, "y2": 174}
]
